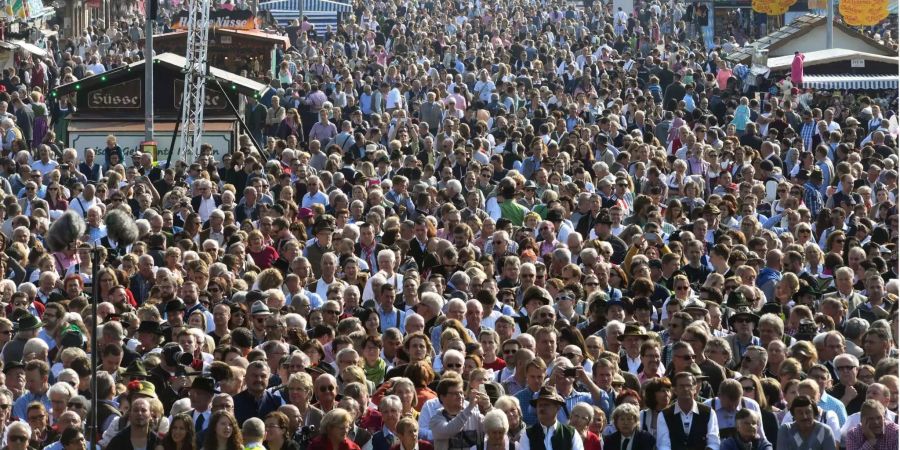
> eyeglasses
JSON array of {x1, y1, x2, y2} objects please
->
[
  {"x1": 562, "y1": 353, "x2": 581, "y2": 359},
  {"x1": 445, "y1": 363, "x2": 463, "y2": 369},
  {"x1": 0, "y1": 404, "x2": 9, "y2": 410},
  {"x1": 318, "y1": 385, "x2": 336, "y2": 392},
  {"x1": 8, "y1": 436, "x2": 27, "y2": 443},
  {"x1": 503, "y1": 349, "x2": 518, "y2": 355}
]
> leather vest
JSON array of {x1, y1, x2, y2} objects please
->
[
  {"x1": 525, "y1": 422, "x2": 576, "y2": 450},
  {"x1": 662, "y1": 403, "x2": 712, "y2": 450}
]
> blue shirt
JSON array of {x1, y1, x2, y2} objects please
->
[
  {"x1": 13, "y1": 391, "x2": 49, "y2": 421},
  {"x1": 378, "y1": 305, "x2": 406, "y2": 333},
  {"x1": 558, "y1": 390, "x2": 595, "y2": 424},
  {"x1": 820, "y1": 392, "x2": 848, "y2": 426},
  {"x1": 514, "y1": 387, "x2": 540, "y2": 427},
  {"x1": 301, "y1": 191, "x2": 329, "y2": 209}
]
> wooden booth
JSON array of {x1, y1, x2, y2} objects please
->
[
  {"x1": 154, "y1": 10, "x2": 290, "y2": 79},
  {"x1": 52, "y1": 52, "x2": 271, "y2": 165}
]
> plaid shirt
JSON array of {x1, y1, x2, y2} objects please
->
[
  {"x1": 804, "y1": 182, "x2": 824, "y2": 217},
  {"x1": 845, "y1": 420, "x2": 899, "y2": 450},
  {"x1": 801, "y1": 120, "x2": 816, "y2": 150}
]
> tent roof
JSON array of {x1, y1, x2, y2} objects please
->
[{"x1": 766, "y1": 48, "x2": 899, "y2": 71}]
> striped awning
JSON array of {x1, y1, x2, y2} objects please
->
[
  {"x1": 802, "y1": 74, "x2": 898, "y2": 90},
  {"x1": 304, "y1": 0, "x2": 352, "y2": 12}
]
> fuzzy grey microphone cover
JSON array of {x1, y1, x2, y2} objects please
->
[
  {"x1": 46, "y1": 211, "x2": 87, "y2": 252},
  {"x1": 105, "y1": 209, "x2": 140, "y2": 246}
]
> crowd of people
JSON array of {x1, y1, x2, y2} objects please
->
[{"x1": 0, "y1": 0, "x2": 897, "y2": 450}]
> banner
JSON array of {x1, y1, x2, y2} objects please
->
[
  {"x1": 840, "y1": 0, "x2": 890, "y2": 26},
  {"x1": 171, "y1": 9, "x2": 259, "y2": 30}
]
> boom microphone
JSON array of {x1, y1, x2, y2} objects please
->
[
  {"x1": 104, "y1": 209, "x2": 140, "y2": 246},
  {"x1": 46, "y1": 211, "x2": 87, "y2": 252}
]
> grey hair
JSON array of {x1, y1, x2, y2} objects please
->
[
  {"x1": 483, "y1": 409, "x2": 509, "y2": 433},
  {"x1": 844, "y1": 318, "x2": 870, "y2": 341},
  {"x1": 48, "y1": 381, "x2": 77, "y2": 400},
  {"x1": 5, "y1": 421, "x2": 30, "y2": 443}
]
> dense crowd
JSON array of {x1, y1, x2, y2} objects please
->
[{"x1": 0, "y1": 0, "x2": 897, "y2": 450}]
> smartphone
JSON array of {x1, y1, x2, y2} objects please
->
[{"x1": 644, "y1": 232, "x2": 658, "y2": 242}]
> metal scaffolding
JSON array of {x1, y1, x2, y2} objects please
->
[{"x1": 177, "y1": 0, "x2": 212, "y2": 164}]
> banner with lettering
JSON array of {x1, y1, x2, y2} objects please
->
[
  {"x1": 840, "y1": 0, "x2": 890, "y2": 26},
  {"x1": 171, "y1": 10, "x2": 259, "y2": 30}
]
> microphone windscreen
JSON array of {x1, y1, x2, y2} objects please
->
[
  {"x1": 46, "y1": 211, "x2": 87, "y2": 252},
  {"x1": 105, "y1": 209, "x2": 139, "y2": 246}
]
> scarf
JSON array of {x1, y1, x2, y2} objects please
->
[{"x1": 364, "y1": 358, "x2": 387, "y2": 385}]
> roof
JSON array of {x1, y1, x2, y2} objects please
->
[
  {"x1": 155, "y1": 28, "x2": 291, "y2": 49},
  {"x1": 726, "y1": 14, "x2": 897, "y2": 64},
  {"x1": 766, "y1": 48, "x2": 900, "y2": 71},
  {"x1": 52, "y1": 52, "x2": 271, "y2": 98}
]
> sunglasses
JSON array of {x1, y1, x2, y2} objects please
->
[
  {"x1": 318, "y1": 385, "x2": 336, "y2": 392},
  {"x1": 8, "y1": 436, "x2": 27, "y2": 443}
]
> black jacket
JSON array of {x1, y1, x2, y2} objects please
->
[
  {"x1": 603, "y1": 430, "x2": 655, "y2": 450},
  {"x1": 107, "y1": 426, "x2": 160, "y2": 450}
]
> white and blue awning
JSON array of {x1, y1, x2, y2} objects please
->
[
  {"x1": 802, "y1": 74, "x2": 899, "y2": 90},
  {"x1": 259, "y1": 0, "x2": 351, "y2": 28}
]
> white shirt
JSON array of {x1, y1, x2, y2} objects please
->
[
  {"x1": 197, "y1": 196, "x2": 216, "y2": 222},
  {"x1": 517, "y1": 421, "x2": 584, "y2": 450},
  {"x1": 625, "y1": 354, "x2": 642, "y2": 374},
  {"x1": 386, "y1": 88, "x2": 403, "y2": 110},
  {"x1": 656, "y1": 401, "x2": 721, "y2": 450},
  {"x1": 703, "y1": 397, "x2": 763, "y2": 438},
  {"x1": 417, "y1": 397, "x2": 469, "y2": 440}
]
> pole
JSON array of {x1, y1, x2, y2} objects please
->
[
  {"x1": 144, "y1": 0, "x2": 154, "y2": 142},
  {"x1": 825, "y1": 0, "x2": 834, "y2": 49},
  {"x1": 89, "y1": 248, "x2": 101, "y2": 450}
]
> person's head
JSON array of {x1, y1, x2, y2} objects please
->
[
  {"x1": 5, "y1": 421, "x2": 30, "y2": 450},
  {"x1": 788, "y1": 395, "x2": 819, "y2": 431},
  {"x1": 396, "y1": 417, "x2": 419, "y2": 450},
  {"x1": 209, "y1": 410, "x2": 242, "y2": 448},
  {"x1": 241, "y1": 417, "x2": 265, "y2": 443},
  {"x1": 834, "y1": 353, "x2": 860, "y2": 386},
  {"x1": 60, "y1": 426, "x2": 86, "y2": 450},
  {"x1": 611, "y1": 403, "x2": 640, "y2": 436},
  {"x1": 860, "y1": 399, "x2": 888, "y2": 440},
  {"x1": 735, "y1": 408, "x2": 759, "y2": 442},
  {"x1": 483, "y1": 409, "x2": 509, "y2": 444},
  {"x1": 245, "y1": 361, "x2": 271, "y2": 395},
  {"x1": 320, "y1": 408, "x2": 354, "y2": 443},
  {"x1": 130, "y1": 397, "x2": 152, "y2": 429}
]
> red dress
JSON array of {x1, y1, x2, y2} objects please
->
[{"x1": 583, "y1": 430, "x2": 602, "y2": 450}]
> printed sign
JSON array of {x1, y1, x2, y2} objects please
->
[
  {"x1": 172, "y1": 10, "x2": 258, "y2": 30},
  {"x1": 70, "y1": 127, "x2": 233, "y2": 166},
  {"x1": 173, "y1": 80, "x2": 230, "y2": 111},
  {"x1": 86, "y1": 79, "x2": 142, "y2": 109}
]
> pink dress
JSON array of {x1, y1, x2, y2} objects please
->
[{"x1": 791, "y1": 52, "x2": 805, "y2": 85}]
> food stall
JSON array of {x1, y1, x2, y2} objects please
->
[
  {"x1": 51, "y1": 52, "x2": 272, "y2": 165},
  {"x1": 154, "y1": 10, "x2": 290, "y2": 78}
]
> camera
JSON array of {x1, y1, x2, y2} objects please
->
[
  {"x1": 162, "y1": 343, "x2": 194, "y2": 367},
  {"x1": 296, "y1": 425, "x2": 317, "y2": 450},
  {"x1": 563, "y1": 368, "x2": 577, "y2": 377}
]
